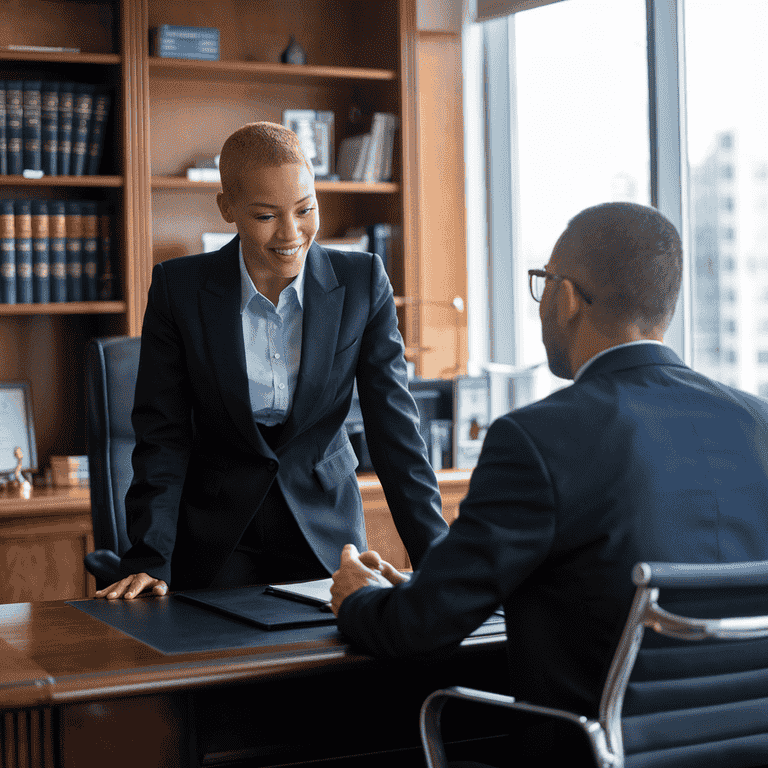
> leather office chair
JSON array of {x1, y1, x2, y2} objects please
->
[
  {"x1": 84, "y1": 335, "x2": 141, "y2": 588},
  {"x1": 421, "y1": 560, "x2": 768, "y2": 768}
]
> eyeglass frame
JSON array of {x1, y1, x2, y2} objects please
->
[{"x1": 528, "y1": 269, "x2": 594, "y2": 305}]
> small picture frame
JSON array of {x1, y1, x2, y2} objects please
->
[
  {"x1": 282, "y1": 109, "x2": 335, "y2": 178},
  {"x1": 0, "y1": 381, "x2": 37, "y2": 475}
]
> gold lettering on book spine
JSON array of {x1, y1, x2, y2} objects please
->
[{"x1": 0, "y1": 214, "x2": 13, "y2": 239}]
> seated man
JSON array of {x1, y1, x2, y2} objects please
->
[{"x1": 331, "y1": 202, "x2": 768, "y2": 765}]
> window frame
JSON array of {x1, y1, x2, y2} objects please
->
[{"x1": 465, "y1": 0, "x2": 693, "y2": 375}]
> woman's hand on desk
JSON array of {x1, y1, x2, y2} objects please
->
[{"x1": 94, "y1": 573, "x2": 168, "y2": 600}]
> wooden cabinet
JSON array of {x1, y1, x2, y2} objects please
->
[
  {"x1": 0, "y1": 488, "x2": 94, "y2": 602},
  {"x1": 361, "y1": 470, "x2": 470, "y2": 569},
  {"x1": 0, "y1": 0, "x2": 466, "y2": 500}
]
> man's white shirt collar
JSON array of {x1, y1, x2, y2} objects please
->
[{"x1": 573, "y1": 339, "x2": 665, "y2": 382}]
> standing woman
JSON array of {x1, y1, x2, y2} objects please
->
[{"x1": 95, "y1": 122, "x2": 447, "y2": 599}]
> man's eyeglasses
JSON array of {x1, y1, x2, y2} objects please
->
[{"x1": 528, "y1": 269, "x2": 594, "y2": 305}]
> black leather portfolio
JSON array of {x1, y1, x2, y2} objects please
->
[{"x1": 175, "y1": 585, "x2": 336, "y2": 630}]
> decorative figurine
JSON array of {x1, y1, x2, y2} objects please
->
[
  {"x1": 7, "y1": 447, "x2": 32, "y2": 499},
  {"x1": 280, "y1": 36, "x2": 307, "y2": 65}
]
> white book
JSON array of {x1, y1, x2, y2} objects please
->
[
  {"x1": 380, "y1": 114, "x2": 399, "y2": 182},
  {"x1": 337, "y1": 134, "x2": 368, "y2": 181},
  {"x1": 352, "y1": 133, "x2": 372, "y2": 181},
  {"x1": 265, "y1": 578, "x2": 334, "y2": 607},
  {"x1": 362, "y1": 113, "x2": 387, "y2": 182}
]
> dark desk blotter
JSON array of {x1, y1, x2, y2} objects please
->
[
  {"x1": 68, "y1": 589, "x2": 505, "y2": 656},
  {"x1": 68, "y1": 587, "x2": 339, "y2": 656}
]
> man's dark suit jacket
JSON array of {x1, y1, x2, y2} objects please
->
[
  {"x1": 120, "y1": 236, "x2": 447, "y2": 589},
  {"x1": 338, "y1": 343, "x2": 768, "y2": 719}
]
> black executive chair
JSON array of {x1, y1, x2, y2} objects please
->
[
  {"x1": 421, "y1": 560, "x2": 768, "y2": 768},
  {"x1": 84, "y1": 335, "x2": 141, "y2": 588}
]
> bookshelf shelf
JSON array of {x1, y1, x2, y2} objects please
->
[
  {"x1": 151, "y1": 176, "x2": 399, "y2": 194},
  {"x1": 0, "y1": 51, "x2": 121, "y2": 66},
  {"x1": 0, "y1": 176, "x2": 123, "y2": 188},
  {"x1": 148, "y1": 57, "x2": 397, "y2": 85},
  {"x1": 0, "y1": 301, "x2": 127, "y2": 316},
  {"x1": 317, "y1": 181, "x2": 399, "y2": 194}
]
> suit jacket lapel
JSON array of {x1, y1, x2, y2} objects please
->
[
  {"x1": 280, "y1": 242, "x2": 345, "y2": 445},
  {"x1": 198, "y1": 236, "x2": 274, "y2": 457}
]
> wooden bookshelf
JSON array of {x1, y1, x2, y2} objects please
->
[
  {"x1": 150, "y1": 176, "x2": 400, "y2": 194},
  {"x1": 0, "y1": 175, "x2": 123, "y2": 187},
  {"x1": 0, "y1": 51, "x2": 121, "y2": 66},
  {"x1": 0, "y1": 0, "x2": 468, "y2": 476},
  {"x1": 0, "y1": 301, "x2": 126, "y2": 316},
  {"x1": 148, "y1": 57, "x2": 397, "y2": 84}
]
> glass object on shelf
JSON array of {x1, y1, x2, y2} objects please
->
[{"x1": 685, "y1": 0, "x2": 768, "y2": 396}]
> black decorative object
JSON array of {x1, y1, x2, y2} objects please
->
[{"x1": 280, "y1": 36, "x2": 306, "y2": 65}]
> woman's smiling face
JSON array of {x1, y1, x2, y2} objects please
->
[{"x1": 217, "y1": 162, "x2": 319, "y2": 285}]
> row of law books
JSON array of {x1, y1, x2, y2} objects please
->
[
  {"x1": 336, "y1": 113, "x2": 399, "y2": 183},
  {"x1": 0, "y1": 81, "x2": 111, "y2": 177},
  {"x1": 0, "y1": 199, "x2": 116, "y2": 305}
]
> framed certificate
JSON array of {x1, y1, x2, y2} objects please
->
[{"x1": 0, "y1": 381, "x2": 37, "y2": 474}]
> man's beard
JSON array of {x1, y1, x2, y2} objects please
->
[{"x1": 542, "y1": 322, "x2": 572, "y2": 380}]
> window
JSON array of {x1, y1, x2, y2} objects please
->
[
  {"x1": 467, "y1": 0, "x2": 768, "y2": 400},
  {"x1": 467, "y1": 0, "x2": 649, "y2": 404},
  {"x1": 687, "y1": 0, "x2": 768, "y2": 394}
]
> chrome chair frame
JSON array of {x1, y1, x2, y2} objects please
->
[{"x1": 420, "y1": 560, "x2": 768, "y2": 768}]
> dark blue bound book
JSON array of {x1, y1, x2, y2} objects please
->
[
  {"x1": 14, "y1": 199, "x2": 32, "y2": 303},
  {"x1": 0, "y1": 200, "x2": 15, "y2": 303},
  {"x1": 31, "y1": 199, "x2": 50, "y2": 303},
  {"x1": 22, "y1": 81, "x2": 42, "y2": 173},
  {"x1": 86, "y1": 91, "x2": 110, "y2": 175},
  {"x1": 81, "y1": 201, "x2": 98, "y2": 300},
  {"x1": 65, "y1": 200, "x2": 83, "y2": 301},
  {"x1": 70, "y1": 84, "x2": 95, "y2": 177},
  {"x1": 41, "y1": 82, "x2": 59, "y2": 176},
  {"x1": 57, "y1": 82, "x2": 75, "y2": 176},
  {"x1": 98, "y1": 206, "x2": 114, "y2": 300},
  {"x1": 0, "y1": 81, "x2": 7, "y2": 175},
  {"x1": 6, "y1": 81, "x2": 23, "y2": 176},
  {"x1": 49, "y1": 201, "x2": 67, "y2": 302}
]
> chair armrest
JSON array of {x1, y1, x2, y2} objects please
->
[{"x1": 419, "y1": 686, "x2": 618, "y2": 768}]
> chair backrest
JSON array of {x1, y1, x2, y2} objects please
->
[
  {"x1": 600, "y1": 561, "x2": 768, "y2": 768},
  {"x1": 85, "y1": 335, "x2": 141, "y2": 557}
]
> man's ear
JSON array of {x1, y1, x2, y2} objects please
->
[
  {"x1": 558, "y1": 278, "x2": 582, "y2": 325},
  {"x1": 217, "y1": 191, "x2": 234, "y2": 223}
]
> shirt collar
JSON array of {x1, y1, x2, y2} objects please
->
[
  {"x1": 573, "y1": 340, "x2": 666, "y2": 382},
  {"x1": 239, "y1": 241, "x2": 307, "y2": 313}
]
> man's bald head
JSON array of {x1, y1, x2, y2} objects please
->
[
  {"x1": 554, "y1": 202, "x2": 682, "y2": 334},
  {"x1": 219, "y1": 122, "x2": 313, "y2": 201}
]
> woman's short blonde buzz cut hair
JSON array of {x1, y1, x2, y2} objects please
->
[{"x1": 218, "y1": 121, "x2": 313, "y2": 200}]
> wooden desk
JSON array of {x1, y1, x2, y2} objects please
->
[
  {"x1": 0, "y1": 488, "x2": 94, "y2": 603},
  {"x1": 0, "y1": 597, "x2": 507, "y2": 767}
]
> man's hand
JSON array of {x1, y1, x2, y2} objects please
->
[
  {"x1": 331, "y1": 544, "x2": 409, "y2": 616},
  {"x1": 94, "y1": 573, "x2": 168, "y2": 600}
]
